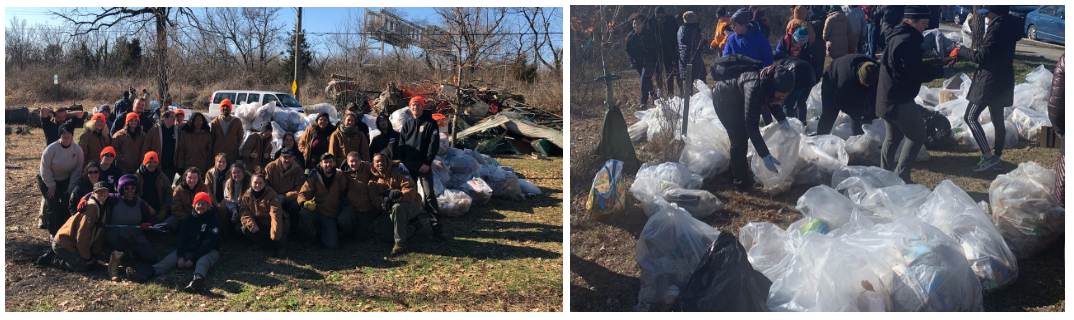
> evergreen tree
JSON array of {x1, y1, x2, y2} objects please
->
[{"x1": 282, "y1": 28, "x2": 312, "y2": 82}]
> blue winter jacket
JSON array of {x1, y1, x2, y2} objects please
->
[{"x1": 723, "y1": 24, "x2": 774, "y2": 67}]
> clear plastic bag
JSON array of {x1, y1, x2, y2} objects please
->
[
  {"x1": 917, "y1": 180, "x2": 1018, "y2": 292},
  {"x1": 635, "y1": 198, "x2": 721, "y2": 312},
  {"x1": 656, "y1": 188, "x2": 724, "y2": 219},
  {"x1": 989, "y1": 161, "x2": 1064, "y2": 259},
  {"x1": 966, "y1": 120, "x2": 1018, "y2": 151},
  {"x1": 442, "y1": 152, "x2": 481, "y2": 176},
  {"x1": 389, "y1": 107, "x2": 414, "y2": 131},
  {"x1": 432, "y1": 159, "x2": 451, "y2": 186},
  {"x1": 462, "y1": 177, "x2": 493, "y2": 204},
  {"x1": 739, "y1": 222, "x2": 794, "y2": 280},
  {"x1": 433, "y1": 175, "x2": 445, "y2": 196},
  {"x1": 795, "y1": 185, "x2": 870, "y2": 229},
  {"x1": 800, "y1": 134, "x2": 849, "y2": 175},
  {"x1": 438, "y1": 133, "x2": 450, "y2": 155},
  {"x1": 749, "y1": 119, "x2": 802, "y2": 195},
  {"x1": 1010, "y1": 107, "x2": 1052, "y2": 142},
  {"x1": 879, "y1": 217, "x2": 984, "y2": 312},
  {"x1": 831, "y1": 165, "x2": 906, "y2": 191},
  {"x1": 493, "y1": 170, "x2": 523, "y2": 201},
  {"x1": 271, "y1": 108, "x2": 304, "y2": 132},
  {"x1": 519, "y1": 179, "x2": 541, "y2": 196},
  {"x1": 1025, "y1": 65, "x2": 1053, "y2": 91},
  {"x1": 630, "y1": 162, "x2": 704, "y2": 216},
  {"x1": 679, "y1": 119, "x2": 731, "y2": 178},
  {"x1": 1012, "y1": 83, "x2": 1049, "y2": 109},
  {"x1": 305, "y1": 103, "x2": 339, "y2": 123},
  {"x1": 437, "y1": 189, "x2": 473, "y2": 217},
  {"x1": 855, "y1": 184, "x2": 932, "y2": 219}
]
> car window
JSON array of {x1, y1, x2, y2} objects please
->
[
  {"x1": 213, "y1": 92, "x2": 236, "y2": 104},
  {"x1": 263, "y1": 94, "x2": 279, "y2": 106},
  {"x1": 1057, "y1": 7, "x2": 1064, "y2": 19},
  {"x1": 237, "y1": 93, "x2": 247, "y2": 104},
  {"x1": 1039, "y1": 6, "x2": 1056, "y2": 16},
  {"x1": 275, "y1": 94, "x2": 302, "y2": 108},
  {"x1": 247, "y1": 94, "x2": 260, "y2": 104}
]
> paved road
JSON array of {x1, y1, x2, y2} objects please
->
[{"x1": 939, "y1": 23, "x2": 1064, "y2": 62}]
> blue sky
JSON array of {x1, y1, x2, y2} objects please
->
[{"x1": 4, "y1": 7, "x2": 562, "y2": 56}]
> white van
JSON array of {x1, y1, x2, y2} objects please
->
[{"x1": 207, "y1": 90, "x2": 304, "y2": 118}]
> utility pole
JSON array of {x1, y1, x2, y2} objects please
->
[{"x1": 293, "y1": 7, "x2": 302, "y2": 103}]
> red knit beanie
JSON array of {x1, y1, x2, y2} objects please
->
[
  {"x1": 193, "y1": 192, "x2": 212, "y2": 206},
  {"x1": 125, "y1": 112, "x2": 139, "y2": 125},
  {"x1": 143, "y1": 151, "x2": 159, "y2": 166},
  {"x1": 409, "y1": 96, "x2": 425, "y2": 109}
]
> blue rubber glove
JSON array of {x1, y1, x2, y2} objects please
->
[
  {"x1": 778, "y1": 119, "x2": 790, "y2": 129},
  {"x1": 762, "y1": 155, "x2": 781, "y2": 173}
]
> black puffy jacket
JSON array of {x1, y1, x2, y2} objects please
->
[
  {"x1": 625, "y1": 29, "x2": 659, "y2": 69},
  {"x1": 176, "y1": 206, "x2": 221, "y2": 261},
  {"x1": 399, "y1": 112, "x2": 439, "y2": 169},
  {"x1": 959, "y1": 14, "x2": 1020, "y2": 107},
  {"x1": 710, "y1": 70, "x2": 789, "y2": 158},
  {"x1": 824, "y1": 54, "x2": 878, "y2": 115},
  {"x1": 876, "y1": 22, "x2": 945, "y2": 118}
]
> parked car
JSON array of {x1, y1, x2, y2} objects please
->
[
  {"x1": 952, "y1": 5, "x2": 972, "y2": 25},
  {"x1": 207, "y1": 90, "x2": 304, "y2": 118},
  {"x1": 1025, "y1": 5, "x2": 1065, "y2": 45}
]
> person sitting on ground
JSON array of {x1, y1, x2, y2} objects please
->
[
  {"x1": 38, "y1": 123, "x2": 84, "y2": 236},
  {"x1": 239, "y1": 170, "x2": 289, "y2": 257},
  {"x1": 78, "y1": 113, "x2": 112, "y2": 164},
  {"x1": 204, "y1": 153, "x2": 230, "y2": 206},
  {"x1": 724, "y1": 9, "x2": 774, "y2": 67},
  {"x1": 299, "y1": 113, "x2": 336, "y2": 169},
  {"x1": 68, "y1": 162, "x2": 104, "y2": 215},
  {"x1": 37, "y1": 181, "x2": 112, "y2": 272},
  {"x1": 265, "y1": 148, "x2": 305, "y2": 222},
  {"x1": 111, "y1": 113, "x2": 148, "y2": 173},
  {"x1": 297, "y1": 153, "x2": 353, "y2": 249},
  {"x1": 169, "y1": 167, "x2": 210, "y2": 232},
  {"x1": 273, "y1": 132, "x2": 305, "y2": 169},
  {"x1": 210, "y1": 99, "x2": 244, "y2": 165},
  {"x1": 219, "y1": 163, "x2": 249, "y2": 237},
  {"x1": 819, "y1": 53, "x2": 880, "y2": 135},
  {"x1": 102, "y1": 174, "x2": 160, "y2": 281},
  {"x1": 367, "y1": 152, "x2": 422, "y2": 255},
  {"x1": 136, "y1": 152, "x2": 173, "y2": 222},
  {"x1": 111, "y1": 98, "x2": 153, "y2": 136},
  {"x1": 329, "y1": 113, "x2": 371, "y2": 163},
  {"x1": 241, "y1": 122, "x2": 274, "y2": 173},
  {"x1": 369, "y1": 115, "x2": 400, "y2": 160},
  {"x1": 40, "y1": 107, "x2": 86, "y2": 146},
  {"x1": 399, "y1": 96, "x2": 448, "y2": 240},
  {"x1": 143, "y1": 110, "x2": 180, "y2": 182},
  {"x1": 126, "y1": 191, "x2": 221, "y2": 294},
  {"x1": 176, "y1": 112, "x2": 214, "y2": 176},
  {"x1": 97, "y1": 147, "x2": 124, "y2": 191},
  {"x1": 342, "y1": 151, "x2": 376, "y2": 241}
]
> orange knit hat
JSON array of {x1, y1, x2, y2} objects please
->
[
  {"x1": 125, "y1": 112, "x2": 139, "y2": 125},
  {"x1": 100, "y1": 146, "x2": 116, "y2": 158},
  {"x1": 220, "y1": 99, "x2": 233, "y2": 111},
  {"x1": 193, "y1": 191, "x2": 212, "y2": 206},
  {"x1": 143, "y1": 151, "x2": 159, "y2": 166},
  {"x1": 409, "y1": 96, "x2": 425, "y2": 108}
]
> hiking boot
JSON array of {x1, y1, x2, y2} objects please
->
[
  {"x1": 406, "y1": 222, "x2": 421, "y2": 241},
  {"x1": 125, "y1": 267, "x2": 155, "y2": 283},
  {"x1": 35, "y1": 250, "x2": 55, "y2": 267},
  {"x1": 184, "y1": 274, "x2": 207, "y2": 293},
  {"x1": 973, "y1": 155, "x2": 1002, "y2": 172},
  {"x1": 432, "y1": 226, "x2": 451, "y2": 240},
  {"x1": 391, "y1": 242, "x2": 407, "y2": 255},
  {"x1": 108, "y1": 251, "x2": 125, "y2": 282}
]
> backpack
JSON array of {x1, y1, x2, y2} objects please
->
[{"x1": 709, "y1": 54, "x2": 762, "y2": 82}]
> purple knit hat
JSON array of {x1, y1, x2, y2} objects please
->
[{"x1": 118, "y1": 174, "x2": 140, "y2": 193}]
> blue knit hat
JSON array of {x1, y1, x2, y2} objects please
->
[{"x1": 793, "y1": 27, "x2": 809, "y2": 43}]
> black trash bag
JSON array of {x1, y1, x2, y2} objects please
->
[
  {"x1": 672, "y1": 232, "x2": 773, "y2": 312},
  {"x1": 920, "y1": 106, "x2": 955, "y2": 149}
]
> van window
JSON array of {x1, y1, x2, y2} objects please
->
[
  {"x1": 213, "y1": 92, "x2": 236, "y2": 104},
  {"x1": 275, "y1": 94, "x2": 302, "y2": 108},
  {"x1": 263, "y1": 94, "x2": 279, "y2": 106},
  {"x1": 237, "y1": 93, "x2": 247, "y2": 104},
  {"x1": 247, "y1": 94, "x2": 260, "y2": 104}
]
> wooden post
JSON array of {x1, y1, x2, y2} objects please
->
[
  {"x1": 293, "y1": 7, "x2": 302, "y2": 103},
  {"x1": 681, "y1": 63, "x2": 692, "y2": 137}
]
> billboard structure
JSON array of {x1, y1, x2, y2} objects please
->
[{"x1": 364, "y1": 8, "x2": 452, "y2": 55}]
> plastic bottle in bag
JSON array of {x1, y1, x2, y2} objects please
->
[{"x1": 635, "y1": 198, "x2": 721, "y2": 311}]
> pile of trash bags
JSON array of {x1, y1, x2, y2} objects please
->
[
  {"x1": 927, "y1": 66, "x2": 1054, "y2": 146},
  {"x1": 989, "y1": 161, "x2": 1065, "y2": 259},
  {"x1": 735, "y1": 166, "x2": 1029, "y2": 311},
  {"x1": 634, "y1": 198, "x2": 722, "y2": 311}
]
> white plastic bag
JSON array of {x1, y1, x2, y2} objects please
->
[
  {"x1": 657, "y1": 188, "x2": 724, "y2": 219},
  {"x1": 272, "y1": 108, "x2": 304, "y2": 132},
  {"x1": 1010, "y1": 107, "x2": 1051, "y2": 142},
  {"x1": 635, "y1": 198, "x2": 721, "y2": 312},
  {"x1": 630, "y1": 162, "x2": 703, "y2": 216},
  {"x1": 305, "y1": 103, "x2": 339, "y2": 123},
  {"x1": 1025, "y1": 65, "x2": 1053, "y2": 91},
  {"x1": 1012, "y1": 83, "x2": 1049, "y2": 109},
  {"x1": 989, "y1": 161, "x2": 1064, "y2": 259},
  {"x1": 519, "y1": 179, "x2": 541, "y2": 197},
  {"x1": 749, "y1": 120, "x2": 802, "y2": 195},
  {"x1": 739, "y1": 222, "x2": 794, "y2": 280},
  {"x1": 462, "y1": 177, "x2": 493, "y2": 204},
  {"x1": 389, "y1": 107, "x2": 413, "y2": 131},
  {"x1": 679, "y1": 119, "x2": 731, "y2": 178},
  {"x1": 799, "y1": 134, "x2": 849, "y2": 175},
  {"x1": 917, "y1": 180, "x2": 1018, "y2": 292},
  {"x1": 796, "y1": 185, "x2": 871, "y2": 229},
  {"x1": 437, "y1": 189, "x2": 473, "y2": 216}
]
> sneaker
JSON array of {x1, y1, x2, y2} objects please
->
[
  {"x1": 973, "y1": 155, "x2": 1002, "y2": 172},
  {"x1": 184, "y1": 275, "x2": 206, "y2": 293},
  {"x1": 126, "y1": 267, "x2": 154, "y2": 283},
  {"x1": 35, "y1": 250, "x2": 54, "y2": 266},
  {"x1": 391, "y1": 242, "x2": 407, "y2": 255}
]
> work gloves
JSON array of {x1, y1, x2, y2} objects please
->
[
  {"x1": 762, "y1": 154, "x2": 781, "y2": 173},
  {"x1": 302, "y1": 200, "x2": 317, "y2": 211}
]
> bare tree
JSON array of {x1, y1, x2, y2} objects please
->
[
  {"x1": 434, "y1": 7, "x2": 509, "y2": 84},
  {"x1": 199, "y1": 7, "x2": 285, "y2": 79},
  {"x1": 520, "y1": 7, "x2": 562, "y2": 71},
  {"x1": 5, "y1": 17, "x2": 36, "y2": 69},
  {"x1": 53, "y1": 7, "x2": 197, "y2": 103}
]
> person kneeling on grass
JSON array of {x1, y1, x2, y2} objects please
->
[
  {"x1": 298, "y1": 153, "x2": 353, "y2": 249},
  {"x1": 127, "y1": 192, "x2": 221, "y2": 293},
  {"x1": 239, "y1": 170, "x2": 290, "y2": 257},
  {"x1": 368, "y1": 152, "x2": 422, "y2": 255},
  {"x1": 37, "y1": 181, "x2": 111, "y2": 272}
]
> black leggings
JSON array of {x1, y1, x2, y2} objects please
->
[
  {"x1": 37, "y1": 175, "x2": 71, "y2": 236},
  {"x1": 964, "y1": 102, "x2": 1006, "y2": 157}
]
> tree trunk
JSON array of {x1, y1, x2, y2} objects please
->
[{"x1": 155, "y1": 8, "x2": 169, "y2": 111}]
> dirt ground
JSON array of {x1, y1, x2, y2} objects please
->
[
  {"x1": 5, "y1": 124, "x2": 564, "y2": 312},
  {"x1": 567, "y1": 72, "x2": 1065, "y2": 311}
]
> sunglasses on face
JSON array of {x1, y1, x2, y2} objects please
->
[
  {"x1": 122, "y1": 186, "x2": 137, "y2": 190},
  {"x1": 87, "y1": 171, "x2": 100, "y2": 174}
]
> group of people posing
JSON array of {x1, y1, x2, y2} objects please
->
[
  {"x1": 35, "y1": 87, "x2": 449, "y2": 292},
  {"x1": 625, "y1": 5, "x2": 1065, "y2": 193}
]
